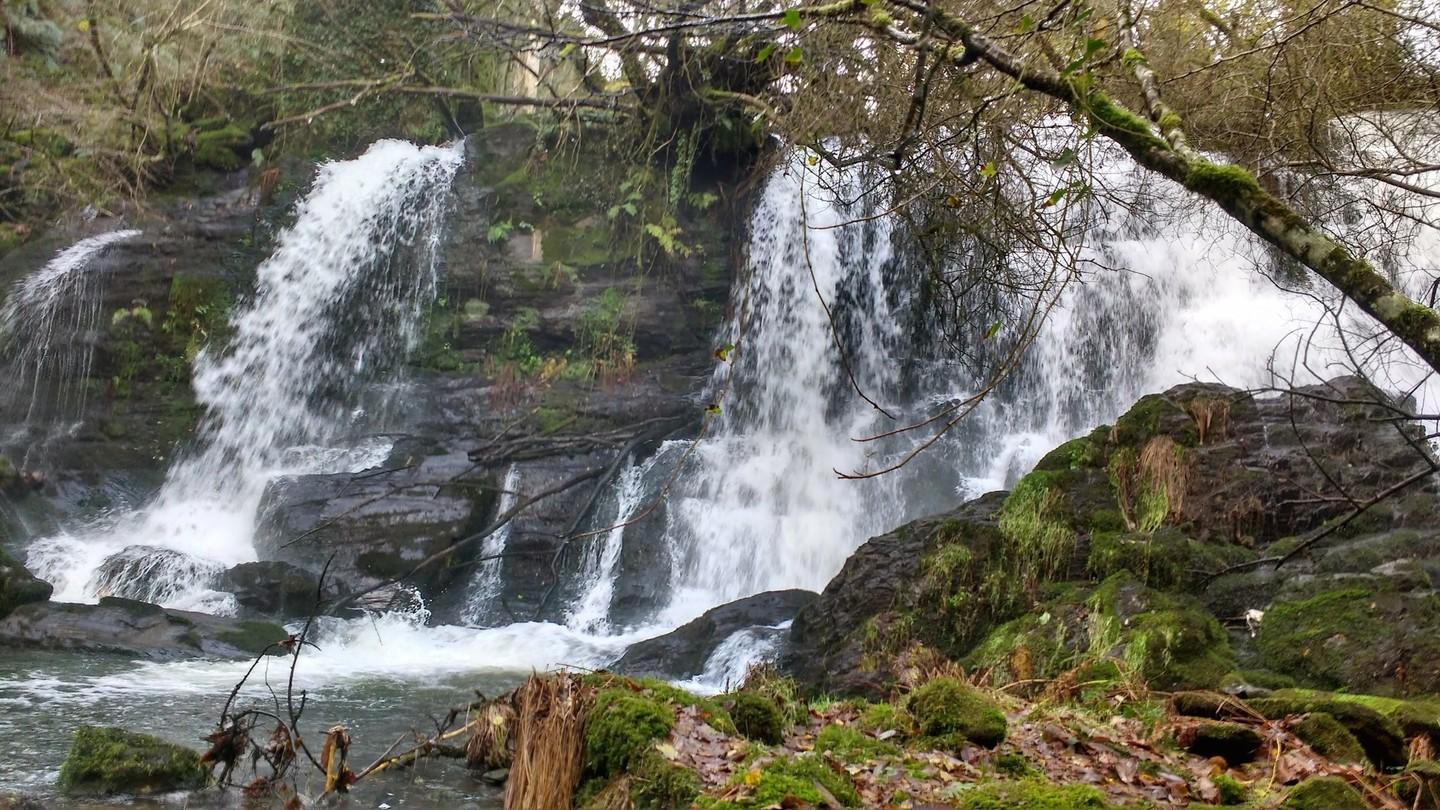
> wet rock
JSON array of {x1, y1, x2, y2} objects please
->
[
  {"x1": 219, "y1": 560, "x2": 337, "y2": 619},
  {"x1": 0, "y1": 545, "x2": 52, "y2": 619},
  {"x1": 254, "y1": 444, "x2": 494, "y2": 600},
  {"x1": 0, "y1": 597, "x2": 286, "y2": 660},
  {"x1": 783, "y1": 378, "x2": 1440, "y2": 699},
  {"x1": 615, "y1": 589, "x2": 816, "y2": 680},
  {"x1": 58, "y1": 725, "x2": 207, "y2": 795},
  {"x1": 89, "y1": 545, "x2": 226, "y2": 605}
]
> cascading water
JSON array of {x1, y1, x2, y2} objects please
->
[
  {"x1": 25, "y1": 140, "x2": 464, "y2": 611},
  {"x1": 650, "y1": 161, "x2": 909, "y2": 624},
  {"x1": 0, "y1": 229, "x2": 140, "y2": 436},
  {"x1": 567, "y1": 455, "x2": 650, "y2": 633},
  {"x1": 461, "y1": 463, "x2": 521, "y2": 624}
]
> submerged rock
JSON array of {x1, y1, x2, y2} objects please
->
[
  {"x1": 58, "y1": 725, "x2": 207, "y2": 795},
  {"x1": 613, "y1": 589, "x2": 816, "y2": 680},
  {"x1": 0, "y1": 546, "x2": 52, "y2": 619},
  {"x1": 0, "y1": 597, "x2": 286, "y2": 660}
]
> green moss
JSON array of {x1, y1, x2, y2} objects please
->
[
  {"x1": 542, "y1": 222, "x2": 611, "y2": 267},
  {"x1": 1257, "y1": 586, "x2": 1440, "y2": 694},
  {"x1": 1087, "y1": 573, "x2": 1234, "y2": 690},
  {"x1": 728, "y1": 691, "x2": 784, "y2": 744},
  {"x1": 856, "y1": 702, "x2": 912, "y2": 736},
  {"x1": 1247, "y1": 690, "x2": 1406, "y2": 768},
  {"x1": 590, "y1": 751, "x2": 701, "y2": 810},
  {"x1": 739, "y1": 666, "x2": 807, "y2": 726},
  {"x1": 905, "y1": 678, "x2": 1007, "y2": 748},
  {"x1": 964, "y1": 610, "x2": 1079, "y2": 685},
  {"x1": 1293, "y1": 712, "x2": 1366, "y2": 763},
  {"x1": 711, "y1": 753, "x2": 860, "y2": 808},
  {"x1": 953, "y1": 778, "x2": 1114, "y2": 809},
  {"x1": 1281, "y1": 776, "x2": 1365, "y2": 809},
  {"x1": 58, "y1": 726, "x2": 207, "y2": 795},
  {"x1": 581, "y1": 674, "x2": 736, "y2": 735},
  {"x1": 1034, "y1": 436, "x2": 1101, "y2": 471},
  {"x1": 215, "y1": 620, "x2": 286, "y2": 656},
  {"x1": 585, "y1": 689, "x2": 675, "y2": 777},
  {"x1": 813, "y1": 724, "x2": 901, "y2": 761},
  {"x1": 1185, "y1": 160, "x2": 1263, "y2": 199},
  {"x1": 993, "y1": 752, "x2": 1038, "y2": 778},
  {"x1": 1213, "y1": 773, "x2": 1247, "y2": 805},
  {"x1": 191, "y1": 121, "x2": 252, "y2": 171}
]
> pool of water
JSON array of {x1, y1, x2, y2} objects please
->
[{"x1": 0, "y1": 648, "x2": 526, "y2": 808}]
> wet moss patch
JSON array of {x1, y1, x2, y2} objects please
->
[{"x1": 58, "y1": 726, "x2": 207, "y2": 795}]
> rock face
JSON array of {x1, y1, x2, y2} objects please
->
[
  {"x1": 784, "y1": 378, "x2": 1440, "y2": 699},
  {"x1": 0, "y1": 545, "x2": 52, "y2": 619},
  {"x1": 254, "y1": 443, "x2": 493, "y2": 602},
  {"x1": 614, "y1": 589, "x2": 818, "y2": 679},
  {"x1": 58, "y1": 726, "x2": 207, "y2": 795},
  {"x1": 0, "y1": 597, "x2": 286, "y2": 659},
  {"x1": 219, "y1": 560, "x2": 338, "y2": 620}
]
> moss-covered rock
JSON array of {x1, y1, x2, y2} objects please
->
[
  {"x1": 952, "y1": 778, "x2": 1115, "y2": 809},
  {"x1": 578, "y1": 751, "x2": 701, "y2": 810},
  {"x1": 580, "y1": 674, "x2": 736, "y2": 735},
  {"x1": 1281, "y1": 776, "x2": 1366, "y2": 809},
  {"x1": 727, "y1": 691, "x2": 783, "y2": 744},
  {"x1": 1087, "y1": 572, "x2": 1234, "y2": 690},
  {"x1": 1256, "y1": 585, "x2": 1440, "y2": 695},
  {"x1": 585, "y1": 689, "x2": 675, "y2": 778},
  {"x1": 855, "y1": 701, "x2": 912, "y2": 736},
  {"x1": 1293, "y1": 712, "x2": 1367, "y2": 764},
  {"x1": 906, "y1": 678, "x2": 1007, "y2": 748},
  {"x1": 1171, "y1": 719, "x2": 1262, "y2": 763},
  {"x1": 0, "y1": 546, "x2": 52, "y2": 620},
  {"x1": 1248, "y1": 690, "x2": 1407, "y2": 769},
  {"x1": 58, "y1": 726, "x2": 207, "y2": 795}
]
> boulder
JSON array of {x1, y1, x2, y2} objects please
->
[
  {"x1": 781, "y1": 378, "x2": 1440, "y2": 699},
  {"x1": 219, "y1": 560, "x2": 338, "y2": 619},
  {"x1": 58, "y1": 726, "x2": 207, "y2": 795},
  {"x1": 614, "y1": 590, "x2": 817, "y2": 680},
  {"x1": 254, "y1": 444, "x2": 494, "y2": 600},
  {"x1": 0, "y1": 545, "x2": 52, "y2": 619},
  {"x1": 0, "y1": 597, "x2": 286, "y2": 660}
]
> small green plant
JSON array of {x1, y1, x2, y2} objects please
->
[{"x1": 487, "y1": 218, "x2": 516, "y2": 244}]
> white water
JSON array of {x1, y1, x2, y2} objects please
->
[
  {"x1": 567, "y1": 455, "x2": 650, "y2": 633},
  {"x1": 0, "y1": 229, "x2": 140, "y2": 431},
  {"x1": 653, "y1": 160, "x2": 907, "y2": 625},
  {"x1": 461, "y1": 463, "x2": 521, "y2": 624},
  {"x1": 25, "y1": 141, "x2": 464, "y2": 610}
]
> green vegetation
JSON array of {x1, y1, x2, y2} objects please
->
[
  {"x1": 1281, "y1": 776, "x2": 1365, "y2": 809},
  {"x1": 700, "y1": 753, "x2": 860, "y2": 808},
  {"x1": 950, "y1": 778, "x2": 1114, "y2": 809},
  {"x1": 814, "y1": 724, "x2": 901, "y2": 760},
  {"x1": 906, "y1": 678, "x2": 1008, "y2": 748},
  {"x1": 1292, "y1": 712, "x2": 1366, "y2": 763},
  {"x1": 728, "y1": 691, "x2": 784, "y2": 744},
  {"x1": 58, "y1": 726, "x2": 207, "y2": 795},
  {"x1": 585, "y1": 689, "x2": 676, "y2": 777}
]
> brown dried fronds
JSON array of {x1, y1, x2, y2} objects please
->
[
  {"x1": 505, "y1": 673, "x2": 593, "y2": 810},
  {"x1": 466, "y1": 698, "x2": 518, "y2": 772},
  {"x1": 1186, "y1": 397, "x2": 1231, "y2": 446}
]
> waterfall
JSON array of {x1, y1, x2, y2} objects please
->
[
  {"x1": 0, "y1": 229, "x2": 140, "y2": 435},
  {"x1": 567, "y1": 456, "x2": 649, "y2": 634},
  {"x1": 591, "y1": 133, "x2": 1440, "y2": 642},
  {"x1": 647, "y1": 159, "x2": 908, "y2": 625},
  {"x1": 461, "y1": 463, "x2": 521, "y2": 625},
  {"x1": 25, "y1": 140, "x2": 464, "y2": 611}
]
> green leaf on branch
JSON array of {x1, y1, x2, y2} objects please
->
[
  {"x1": 1016, "y1": 13, "x2": 1034, "y2": 33},
  {"x1": 783, "y1": 8, "x2": 802, "y2": 29},
  {"x1": 755, "y1": 43, "x2": 776, "y2": 62},
  {"x1": 985, "y1": 320, "x2": 1002, "y2": 340},
  {"x1": 714, "y1": 343, "x2": 734, "y2": 362},
  {"x1": 785, "y1": 46, "x2": 804, "y2": 65}
]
